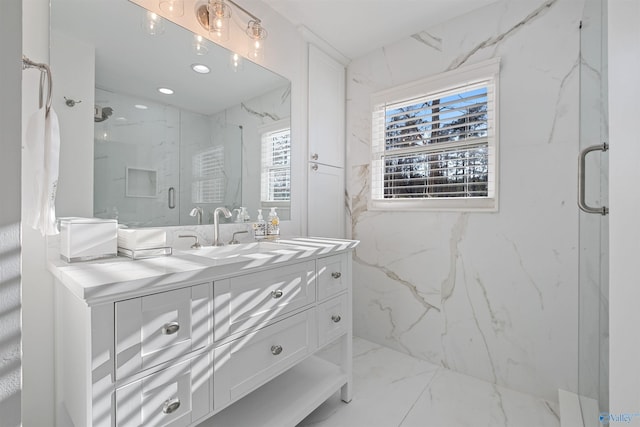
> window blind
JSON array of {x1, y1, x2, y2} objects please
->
[
  {"x1": 372, "y1": 79, "x2": 496, "y2": 202},
  {"x1": 261, "y1": 127, "x2": 291, "y2": 202},
  {"x1": 192, "y1": 146, "x2": 225, "y2": 203}
]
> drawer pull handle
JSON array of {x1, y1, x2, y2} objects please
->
[
  {"x1": 271, "y1": 345, "x2": 283, "y2": 355},
  {"x1": 331, "y1": 272, "x2": 342, "y2": 279},
  {"x1": 162, "y1": 322, "x2": 180, "y2": 335},
  {"x1": 162, "y1": 397, "x2": 181, "y2": 414},
  {"x1": 271, "y1": 290, "x2": 284, "y2": 299},
  {"x1": 331, "y1": 315, "x2": 342, "y2": 323}
]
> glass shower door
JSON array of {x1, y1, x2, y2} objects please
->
[{"x1": 578, "y1": 0, "x2": 609, "y2": 423}]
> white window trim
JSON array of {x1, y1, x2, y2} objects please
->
[
  {"x1": 259, "y1": 118, "x2": 291, "y2": 204},
  {"x1": 369, "y1": 58, "x2": 500, "y2": 212}
]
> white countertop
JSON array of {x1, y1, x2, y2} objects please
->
[{"x1": 48, "y1": 237, "x2": 358, "y2": 305}]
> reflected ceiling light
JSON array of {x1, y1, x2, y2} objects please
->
[
  {"x1": 134, "y1": 104, "x2": 149, "y2": 110},
  {"x1": 193, "y1": 34, "x2": 209, "y2": 55},
  {"x1": 191, "y1": 63, "x2": 211, "y2": 74},
  {"x1": 196, "y1": 0, "x2": 268, "y2": 60},
  {"x1": 230, "y1": 52, "x2": 243, "y2": 72},
  {"x1": 159, "y1": 0, "x2": 184, "y2": 17},
  {"x1": 142, "y1": 11, "x2": 165, "y2": 36},
  {"x1": 158, "y1": 87, "x2": 174, "y2": 95}
]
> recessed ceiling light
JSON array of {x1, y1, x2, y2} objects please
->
[
  {"x1": 134, "y1": 104, "x2": 148, "y2": 110},
  {"x1": 158, "y1": 87, "x2": 174, "y2": 95},
  {"x1": 191, "y1": 63, "x2": 210, "y2": 74}
]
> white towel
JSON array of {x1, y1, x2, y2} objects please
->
[{"x1": 24, "y1": 107, "x2": 60, "y2": 236}]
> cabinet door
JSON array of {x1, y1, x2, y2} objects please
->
[
  {"x1": 115, "y1": 352, "x2": 211, "y2": 427},
  {"x1": 213, "y1": 310, "x2": 316, "y2": 411},
  {"x1": 213, "y1": 261, "x2": 316, "y2": 341},
  {"x1": 317, "y1": 253, "x2": 349, "y2": 301},
  {"x1": 317, "y1": 293, "x2": 349, "y2": 348},
  {"x1": 308, "y1": 44, "x2": 345, "y2": 168},
  {"x1": 308, "y1": 162, "x2": 345, "y2": 238},
  {"x1": 115, "y1": 283, "x2": 212, "y2": 379}
]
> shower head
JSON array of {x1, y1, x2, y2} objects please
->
[{"x1": 94, "y1": 105, "x2": 113, "y2": 122}]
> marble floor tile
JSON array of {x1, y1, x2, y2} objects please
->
[
  {"x1": 298, "y1": 337, "x2": 560, "y2": 427},
  {"x1": 297, "y1": 337, "x2": 439, "y2": 427}
]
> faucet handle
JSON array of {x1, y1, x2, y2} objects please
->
[
  {"x1": 179, "y1": 234, "x2": 201, "y2": 249},
  {"x1": 229, "y1": 230, "x2": 248, "y2": 245}
]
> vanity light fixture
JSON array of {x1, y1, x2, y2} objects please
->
[
  {"x1": 207, "y1": 0, "x2": 231, "y2": 42},
  {"x1": 159, "y1": 0, "x2": 184, "y2": 17},
  {"x1": 191, "y1": 63, "x2": 211, "y2": 74},
  {"x1": 134, "y1": 104, "x2": 148, "y2": 110},
  {"x1": 158, "y1": 87, "x2": 174, "y2": 95},
  {"x1": 196, "y1": 0, "x2": 268, "y2": 60},
  {"x1": 142, "y1": 10, "x2": 165, "y2": 36}
]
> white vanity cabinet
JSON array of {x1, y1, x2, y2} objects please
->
[{"x1": 52, "y1": 238, "x2": 356, "y2": 427}]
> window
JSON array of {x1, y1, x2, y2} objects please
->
[
  {"x1": 371, "y1": 59, "x2": 499, "y2": 211},
  {"x1": 192, "y1": 146, "x2": 225, "y2": 203},
  {"x1": 260, "y1": 120, "x2": 291, "y2": 203}
]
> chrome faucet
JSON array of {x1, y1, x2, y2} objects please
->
[
  {"x1": 213, "y1": 207, "x2": 232, "y2": 246},
  {"x1": 190, "y1": 207, "x2": 203, "y2": 225}
]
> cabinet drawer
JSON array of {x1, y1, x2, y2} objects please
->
[
  {"x1": 317, "y1": 254, "x2": 348, "y2": 301},
  {"x1": 115, "y1": 352, "x2": 211, "y2": 427},
  {"x1": 318, "y1": 293, "x2": 349, "y2": 348},
  {"x1": 213, "y1": 310, "x2": 316, "y2": 410},
  {"x1": 214, "y1": 261, "x2": 316, "y2": 341},
  {"x1": 115, "y1": 283, "x2": 212, "y2": 379}
]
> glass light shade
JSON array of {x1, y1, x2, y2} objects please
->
[
  {"x1": 193, "y1": 34, "x2": 209, "y2": 55},
  {"x1": 142, "y1": 11, "x2": 165, "y2": 35},
  {"x1": 246, "y1": 21, "x2": 267, "y2": 61},
  {"x1": 159, "y1": 0, "x2": 184, "y2": 17},
  {"x1": 208, "y1": 1, "x2": 231, "y2": 42}
]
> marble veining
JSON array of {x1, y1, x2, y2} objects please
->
[
  {"x1": 440, "y1": 213, "x2": 468, "y2": 302},
  {"x1": 547, "y1": 58, "x2": 579, "y2": 145},
  {"x1": 240, "y1": 102, "x2": 281, "y2": 121},
  {"x1": 448, "y1": 0, "x2": 559, "y2": 71},
  {"x1": 410, "y1": 31, "x2": 442, "y2": 52}
]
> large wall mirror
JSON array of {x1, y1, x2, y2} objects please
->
[{"x1": 52, "y1": 0, "x2": 292, "y2": 227}]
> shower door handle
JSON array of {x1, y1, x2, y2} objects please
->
[
  {"x1": 168, "y1": 187, "x2": 176, "y2": 209},
  {"x1": 578, "y1": 143, "x2": 608, "y2": 215}
]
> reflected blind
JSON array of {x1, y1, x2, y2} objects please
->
[
  {"x1": 192, "y1": 146, "x2": 224, "y2": 203},
  {"x1": 372, "y1": 79, "x2": 496, "y2": 201},
  {"x1": 261, "y1": 127, "x2": 291, "y2": 202}
]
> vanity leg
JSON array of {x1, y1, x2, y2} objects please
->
[
  {"x1": 340, "y1": 382, "x2": 352, "y2": 403},
  {"x1": 340, "y1": 318, "x2": 353, "y2": 403}
]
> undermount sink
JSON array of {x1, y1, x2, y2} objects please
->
[{"x1": 181, "y1": 241, "x2": 286, "y2": 260}]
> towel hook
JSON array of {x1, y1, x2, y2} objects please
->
[{"x1": 64, "y1": 97, "x2": 82, "y2": 107}]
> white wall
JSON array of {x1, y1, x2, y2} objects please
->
[
  {"x1": 0, "y1": 1, "x2": 22, "y2": 425},
  {"x1": 21, "y1": 0, "x2": 54, "y2": 424},
  {"x1": 608, "y1": 0, "x2": 640, "y2": 421},
  {"x1": 347, "y1": 0, "x2": 584, "y2": 402}
]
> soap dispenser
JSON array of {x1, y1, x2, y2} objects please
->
[
  {"x1": 267, "y1": 207, "x2": 280, "y2": 237},
  {"x1": 253, "y1": 209, "x2": 266, "y2": 240},
  {"x1": 240, "y1": 207, "x2": 250, "y2": 222}
]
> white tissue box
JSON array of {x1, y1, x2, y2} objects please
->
[
  {"x1": 117, "y1": 228, "x2": 167, "y2": 250},
  {"x1": 59, "y1": 217, "x2": 118, "y2": 262}
]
